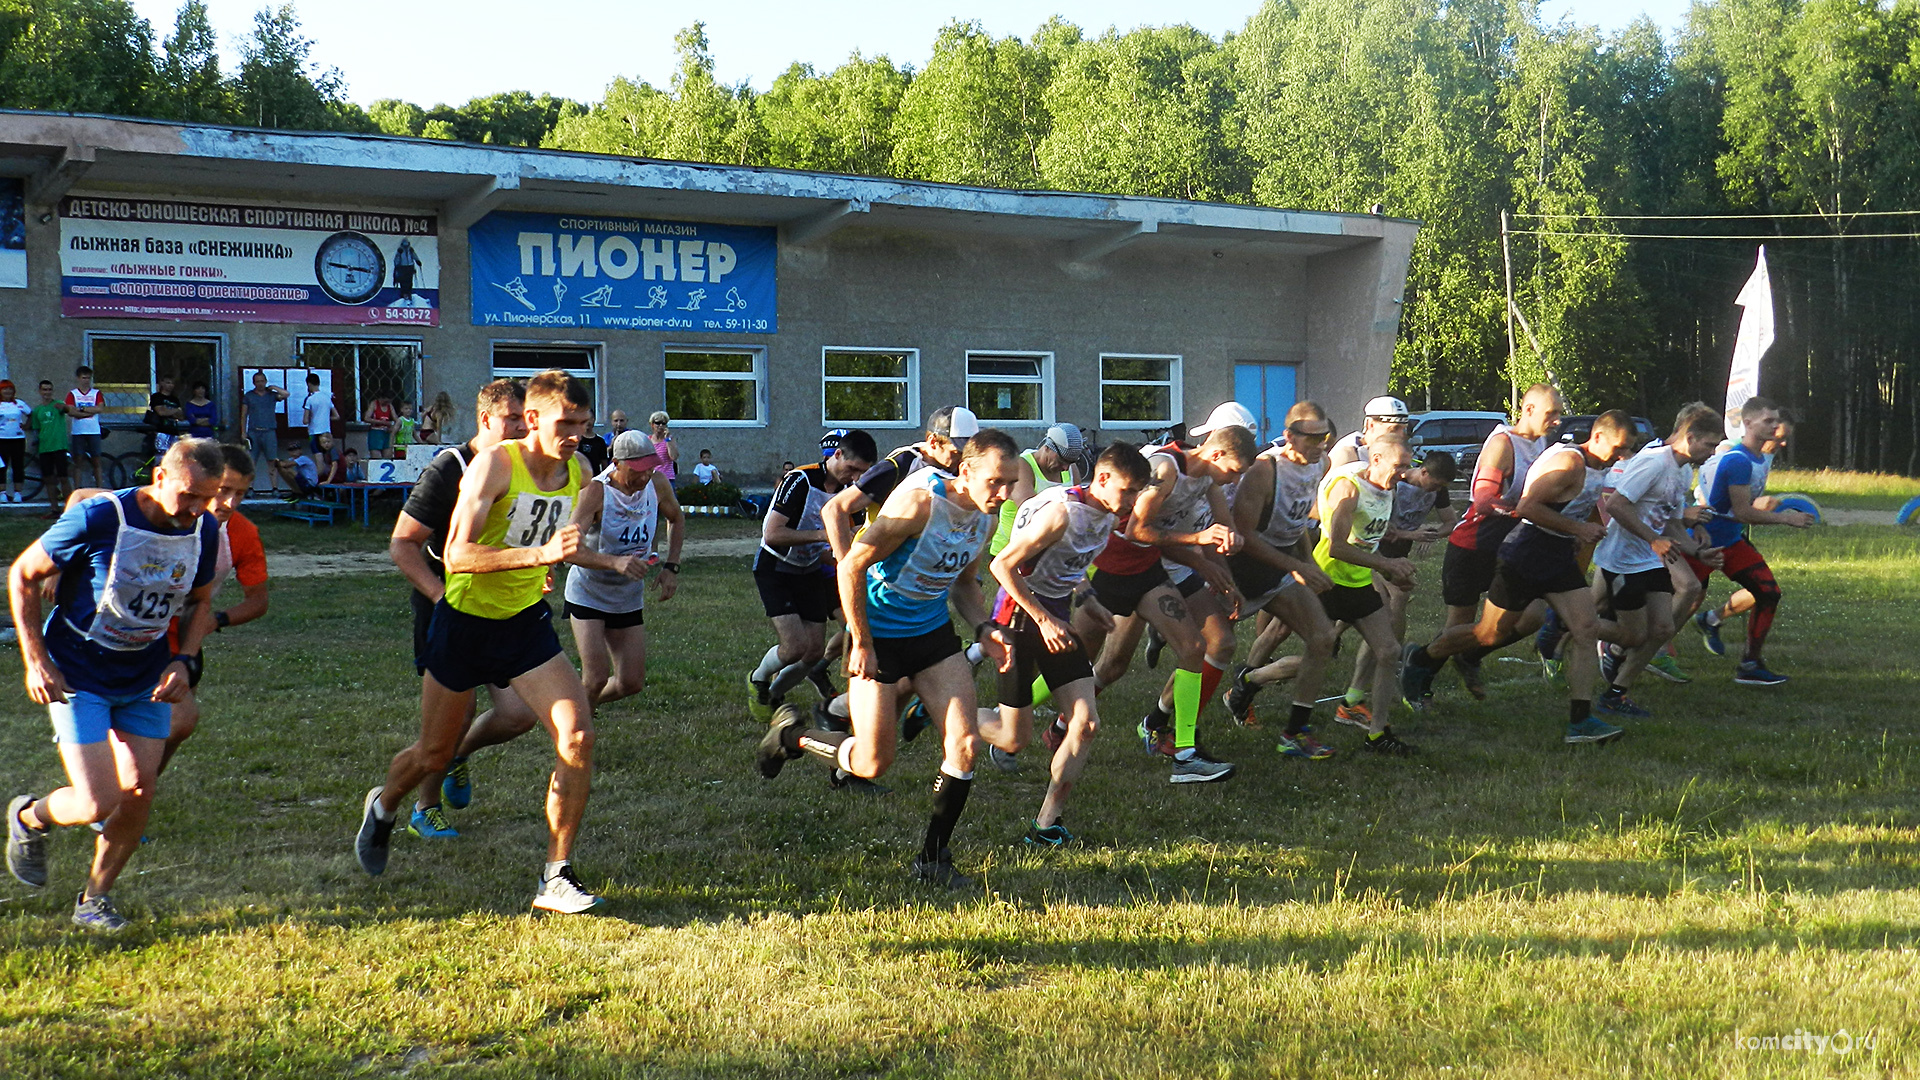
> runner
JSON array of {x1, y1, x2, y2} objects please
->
[
  {"x1": 989, "y1": 424, "x2": 1087, "y2": 557},
  {"x1": 757, "y1": 430, "x2": 1021, "y2": 888},
  {"x1": 1687, "y1": 398, "x2": 1811, "y2": 686},
  {"x1": 1220, "y1": 401, "x2": 1340, "y2": 756},
  {"x1": 6, "y1": 439, "x2": 224, "y2": 932},
  {"x1": 1402, "y1": 411, "x2": 1638, "y2": 744},
  {"x1": 387, "y1": 379, "x2": 537, "y2": 839},
  {"x1": 746, "y1": 428, "x2": 878, "y2": 719},
  {"x1": 565, "y1": 429, "x2": 686, "y2": 706},
  {"x1": 1588, "y1": 406, "x2": 1724, "y2": 716},
  {"x1": 1347, "y1": 450, "x2": 1455, "y2": 707},
  {"x1": 976, "y1": 443, "x2": 1150, "y2": 844},
  {"x1": 355, "y1": 369, "x2": 604, "y2": 915},
  {"x1": 1326, "y1": 395, "x2": 1414, "y2": 468}
]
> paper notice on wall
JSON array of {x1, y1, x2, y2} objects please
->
[{"x1": 1725, "y1": 246, "x2": 1773, "y2": 441}]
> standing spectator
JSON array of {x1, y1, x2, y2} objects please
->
[
  {"x1": 577, "y1": 417, "x2": 610, "y2": 476},
  {"x1": 298, "y1": 372, "x2": 337, "y2": 453},
  {"x1": 608, "y1": 410, "x2": 630, "y2": 438},
  {"x1": 239, "y1": 371, "x2": 288, "y2": 494},
  {"x1": 649, "y1": 411, "x2": 678, "y2": 482},
  {"x1": 29, "y1": 380, "x2": 70, "y2": 510},
  {"x1": 0, "y1": 381, "x2": 30, "y2": 503},
  {"x1": 364, "y1": 396, "x2": 395, "y2": 457},
  {"x1": 420, "y1": 391, "x2": 455, "y2": 446},
  {"x1": 392, "y1": 401, "x2": 418, "y2": 456},
  {"x1": 145, "y1": 375, "x2": 184, "y2": 459},
  {"x1": 182, "y1": 381, "x2": 217, "y2": 440},
  {"x1": 66, "y1": 366, "x2": 104, "y2": 489},
  {"x1": 692, "y1": 449, "x2": 722, "y2": 485},
  {"x1": 781, "y1": 460, "x2": 796, "y2": 474}
]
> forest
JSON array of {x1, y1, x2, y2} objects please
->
[{"x1": 2, "y1": 0, "x2": 1917, "y2": 472}]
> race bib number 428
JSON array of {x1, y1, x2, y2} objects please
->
[{"x1": 503, "y1": 492, "x2": 573, "y2": 549}]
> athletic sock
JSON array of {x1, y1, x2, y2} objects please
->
[
  {"x1": 1049, "y1": 717, "x2": 1068, "y2": 738},
  {"x1": 1344, "y1": 685, "x2": 1366, "y2": 706},
  {"x1": 1171, "y1": 668, "x2": 1202, "y2": 750},
  {"x1": 1410, "y1": 645, "x2": 1436, "y2": 669},
  {"x1": 806, "y1": 659, "x2": 837, "y2": 696},
  {"x1": 1570, "y1": 699, "x2": 1591, "y2": 724},
  {"x1": 371, "y1": 797, "x2": 395, "y2": 822},
  {"x1": 751, "y1": 646, "x2": 784, "y2": 683},
  {"x1": 796, "y1": 726, "x2": 848, "y2": 763},
  {"x1": 825, "y1": 695, "x2": 850, "y2": 719},
  {"x1": 923, "y1": 768, "x2": 974, "y2": 862},
  {"x1": 964, "y1": 641, "x2": 986, "y2": 665},
  {"x1": 1285, "y1": 702, "x2": 1314, "y2": 737},
  {"x1": 543, "y1": 860, "x2": 568, "y2": 881},
  {"x1": 1703, "y1": 609, "x2": 1722, "y2": 628},
  {"x1": 1143, "y1": 699, "x2": 1170, "y2": 732},
  {"x1": 1199, "y1": 659, "x2": 1227, "y2": 711},
  {"x1": 1030, "y1": 676, "x2": 1052, "y2": 708}
]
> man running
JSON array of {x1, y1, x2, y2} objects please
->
[
  {"x1": 989, "y1": 424, "x2": 1087, "y2": 558},
  {"x1": 7, "y1": 439, "x2": 224, "y2": 932},
  {"x1": 758, "y1": 430, "x2": 1021, "y2": 888},
  {"x1": 1403, "y1": 411, "x2": 1637, "y2": 744},
  {"x1": 356, "y1": 370, "x2": 603, "y2": 915},
  {"x1": 976, "y1": 443, "x2": 1150, "y2": 844},
  {"x1": 565, "y1": 429, "x2": 686, "y2": 706},
  {"x1": 1687, "y1": 397, "x2": 1811, "y2": 686},
  {"x1": 387, "y1": 379, "x2": 536, "y2": 839},
  {"x1": 1349, "y1": 450, "x2": 1455, "y2": 707}
]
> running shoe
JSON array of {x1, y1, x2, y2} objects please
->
[
  {"x1": 1598, "y1": 642, "x2": 1622, "y2": 688},
  {"x1": 1565, "y1": 717, "x2": 1624, "y2": 744},
  {"x1": 988, "y1": 746, "x2": 1022, "y2": 773},
  {"x1": 814, "y1": 701, "x2": 849, "y2": 734},
  {"x1": 1169, "y1": 749, "x2": 1236, "y2": 784},
  {"x1": 1399, "y1": 643, "x2": 1437, "y2": 704},
  {"x1": 355, "y1": 786, "x2": 394, "y2": 876},
  {"x1": 531, "y1": 864, "x2": 604, "y2": 913},
  {"x1": 1455, "y1": 654, "x2": 1488, "y2": 700},
  {"x1": 1535, "y1": 607, "x2": 1565, "y2": 660},
  {"x1": 408, "y1": 805, "x2": 459, "y2": 839},
  {"x1": 441, "y1": 756, "x2": 472, "y2": 810},
  {"x1": 7, "y1": 794, "x2": 47, "y2": 888},
  {"x1": 1594, "y1": 690, "x2": 1652, "y2": 719},
  {"x1": 1694, "y1": 611, "x2": 1726, "y2": 657},
  {"x1": 829, "y1": 769, "x2": 891, "y2": 796},
  {"x1": 1541, "y1": 657, "x2": 1566, "y2": 685},
  {"x1": 1361, "y1": 727, "x2": 1417, "y2": 756},
  {"x1": 1275, "y1": 729, "x2": 1336, "y2": 760},
  {"x1": 1040, "y1": 720, "x2": 1066, "y2": 755},
  {"x1": 1136, "y1": 717, "x2": 1175, "y2": 757},
  {"x1": 1024, "y1": 820, "x2": 1077, "y2": 848},
  {"x1": 806, "y1": 660, "x2": 837, "y2": 700},
  {"x1": 900, "y1": 695, "x2": 931, "y2": 743},
  {"x1": 1144, "y1": 625, "x2": 1166, "y2": 669},
  {"x1": 757, "y1": 704, "x2": 806, "y2": 779},
  {"x1": 1734, "y1": 661, "x2": 1789, "y2": 687},
  {"x1": 71, "y1": 892, "x2": 129, "y2": 934},
  {"x1": 1647, "y1": 652, "x2": 1692, "y2": 684},
  {"x1": 747, "y1": 674, "x2": 776, "y2": 722},
  {"x1": 1333, "y1": 701, "x2": 1373, "y2": 728},
  {"x1": 910, "y1": 847, "x2": 973, "y2": 890},
  {"x1": 1223, "y1": 664, "x2": 1261, "y2": 727}
]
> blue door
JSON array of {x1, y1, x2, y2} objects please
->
[{"x1": 1235, "y1": 362, "x2": 1298, "y2": 446}]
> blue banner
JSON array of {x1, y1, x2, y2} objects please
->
[{"x1": 468, "y1": 211, "x2": 776, "y2": 333}]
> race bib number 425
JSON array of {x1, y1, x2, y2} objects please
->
[{"x1": 503, "y1": 492, "x2": 573, "y2": 549}]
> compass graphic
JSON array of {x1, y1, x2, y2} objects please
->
[{"x1": 313, "y1": 231, "x2": 386, "y2": 305}]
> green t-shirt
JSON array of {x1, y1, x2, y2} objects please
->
[{"x1": 30, "y1": 402, "x2": 69, "y2": 452}]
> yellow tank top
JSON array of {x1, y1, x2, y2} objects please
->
[
  {"x1": 1312, "y1": 461, "x2": 1393, "y2": 588},
  {"x1": 445, "y1": 442, "x2": 584, "y2": 620}
]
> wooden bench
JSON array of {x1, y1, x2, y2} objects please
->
[{"x1": 276, "y1": 500, "x2": 342, "y2": 527}]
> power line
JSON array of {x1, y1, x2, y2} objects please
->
[
  {"x1": 1513, "y1": 209, "x2": 1920, "y2": 221},
  {"x1": 1509, "y1": 229, "x2": 1920, "y2": 240}
]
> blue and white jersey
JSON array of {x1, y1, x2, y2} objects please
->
[
  {"x1": 1699, "y1": 442, "x2": 1769, "y2": 547},
  {"x1": 864, "y1": 469, "x2": 994, "y2": 637}
]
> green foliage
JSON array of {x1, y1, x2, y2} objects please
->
[
  {"x1": 889, "y1": 20, "x2": 1053, "y2": 188},
  {"x1": 0, "y1": 0, "x2": 156, "y2": 116}
]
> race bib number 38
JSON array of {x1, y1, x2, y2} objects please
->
[{"x1": 503, "y1": 492, "x2": 573, "y2": 549}]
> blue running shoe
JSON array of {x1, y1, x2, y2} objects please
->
[
  {"x1": 1694, "y1": 611, "x2": 1726, "y2": 657},
  {"x1": 442, "y1": 756, "x2": 472, "y2": 810},
  {"x1": 900, "y1": 695, "x2": 931, "y2": 743},
  {"x1": 1565, "y1": 717, "x2": 1624, "y2": 744},
  {"x1": 1598, "y1": 642, "x2": 1621, "y2": 688},
  {"x1": 1734, "y1": 661, "x2": 1788, "y2": 687},
  {"x1": 1535, "y1": 607, "x2": 1565, "y2": 660},
  {"x1": 72, "y1": 892, "x2": 129, "y2": 934},
  {"x1": 408, "y1": 805, "x2": 459, "y2": 839},
  {"x1": 1595, "y1": 690, "x2": 1652, "y2": 719},
  {"x1": 1024, "y1": 820, "x2": 1077, "y2": 848}
]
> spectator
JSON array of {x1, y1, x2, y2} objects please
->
[
  {"x1": 145, "y1": 375, "x2": 184, "y2": 457},
  {"x1": 183, "y1": 381, "x2": 218, "y2": 439},
  {"x1": 343, "y1": 447, "x2": 366, "y2": 482},
  {"x1": 392, "y1": 401, "x2": 418, "y2": 455},
  {"x1": 272, "y1": 438, "x2": 320, "y2": 498},
  {"x1": 239, "y1": 371, "x2": 288, "y2": 493},
  {"x1": 692, "y1": 448, "x2": 722, "y2": 485},
  {"x1": 299, "y1": 372, "x2": 338, "y2": 452},
  {"x1": 66, "y1": 365, "x2": 104, "y2": 489},
  {"x1": 420, "y1": 390, "x2": 455, "y2": 445},
  {"x1": 649, "y1": 411, "x2": 678, "y2": 482},
  {"x1": 609, "y1": 409, "x2": 629, "y2": 437},
  {"x1": 0, "y1": 380, "x2": 29, "y2": 503},
  {"x1": 364, "y1": 395, "x2": 395, "y2": 457},
  {"x1": 781, "y1": 459, "x2": 795, "y2": 474},
  {"x1": 29, "y1": 380, "x2": 70, "y2": 510},
  {"x1": 578, "y1": 417, "x2": 610, "y2": 475},
  {"x1": 314, "y1": 432, "x2": 344, "y2": 484}
]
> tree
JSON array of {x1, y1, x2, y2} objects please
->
[
  {"x1": 153, "y1": 0, "x2": 227, "y2": 122},
  {"x1": 0, "y1": 0, "x2": 156, "y2": 116},
  {"x1": 890, "y1": 20, "x2": 1053, "y2": 188},
  {"x1": 232, "y1": 4, "x2": 360, "y2": 131}
]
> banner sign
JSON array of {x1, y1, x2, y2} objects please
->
[
  {"x1": 468, "y1": 211, "x2": 775, "y2": 333},
  {"x1": 1725, "y1": 245, "x2": 1773, "y2": 441},
  {"x1": 59, "y1": 196, "x2": 439, "y2": 325}
]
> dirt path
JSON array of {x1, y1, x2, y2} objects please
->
[{"x1": 267, "y1": 536, "x2": 760, "y2": 579}]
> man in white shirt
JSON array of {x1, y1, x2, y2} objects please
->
[
  {"x1": 299, "y1": 372, "x2": 338, "y2": 453},
  {"x1": 66, "y1": 366, "x2": 105, "y2": 489}
]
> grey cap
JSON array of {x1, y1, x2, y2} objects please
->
[
  {"x1": 1041, "y1": 423, "x2": 1085, "y2": 460},
  {"x1": 927, "y1": 405, "x2": 980, "y2": 445},
  {"x1": 611, "y1": 430, "x2": 656, "y2": 460}
]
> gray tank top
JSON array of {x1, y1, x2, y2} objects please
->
[{"x1": 1010, "y1": 486, "x2": 1114, "y2": 599}]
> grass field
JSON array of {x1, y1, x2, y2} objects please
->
[
  {"x1": 1768, "y1": 468, "x2": 1920, "y2": 511},
  {"x1": 2, "y1": 517, "x2": 1917, "y2": 1077}
]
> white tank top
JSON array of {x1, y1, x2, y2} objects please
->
[
  {"x1": 1255, "y1": 446, "x2": 1325, "y2": 548},
  {"x1": 1518, "y1": 443, "x2": 1607, "y2": 540},
  {"x1": 1498, "y1": 424, "x2": 1548, "y2": 504},
  {"x1": 1009, "y1": 486, "x2": 1114, "y2": 599},
  {"x1": 1150, "y1": 447, "x2": 1218, "y2": 583},
  {"x1": 565, "y1": 471, "x2": 659, "y2": 612}
]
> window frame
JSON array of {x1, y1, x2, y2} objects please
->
[
  {"x1": 1097, "y1": 352, "x2": 1183, "y2": 430},
  {"x1": 298, "y1": 336, "x2": 425, "y2": 428},
  {"x1": 82, "y1": 330, "x2": 228, "y2": 429},
  {"x1": 489, "y1": 340, "x2": 605, "y2": 420},
  {"x1": 820, "y1": 346, "x2": 920, "y2": 429},
  {"x1": 662, "y1": 343, "x2": 768, "y2": 428},
  {"x1": 964, "y1": 349, "x2": 1054, "y2": 427}
]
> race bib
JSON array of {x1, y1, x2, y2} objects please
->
[{"x1": 503, "y1": 492, "x2": 573, "y2": 549}]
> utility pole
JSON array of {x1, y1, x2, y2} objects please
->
[{"x1": 1501, "y1": 208, "x2": 1517, "y2": 415}]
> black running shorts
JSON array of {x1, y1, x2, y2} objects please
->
[
  {"x1": 868, "y1": 623, "x2": 964, "y2": 685},
  {"x1": 423, "y1": 599, "x2": 564, "y2": 693},
  {"x1": 1487, "y1": 534, "x2": 1587, "y2": 612},
  {"x1": 1318, "y1": 582, "x2": 1385, "y2": 624},
  {"x1": 996, "y1": 594, "x2": 1093, "y2": 707},
  {"x1": 1441, "y1": 541, "x2": 1501, "y2": 608},
  {"x1": 563, "y1": 600, "x2": 646, "y2": 629},
  {"x1": 1600, "y1": 566, "x2": 1674, "y2": 612},
  {"x1": 1089, "y1": 563, "x2": 1171, "y2": 617},
  {"x1": 754, "y1": 566, "x2": 837, "y2": 624}
]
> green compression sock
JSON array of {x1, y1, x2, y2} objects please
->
[
  {"x1": 1344, "y1": 685, "x2": 1366, "y2": 706},
  {"x1": 1031, "y1": 676, "x2": 1052, "y2": 708},
  {"x1": 1172, "y1": 668, "x2": 1202, "y2": 749}
]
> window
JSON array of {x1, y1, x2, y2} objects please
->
[
  {"x1": 299, "y1": 338, "x2": 422, "y2": 426},
  {"x1": 492, "y1": 342, "x2": 601, "y2": 423},
  {"x1": 664, "y1": 346, "x2": 765, "y2": 426},
  {"x1": 966, "y1": 352, "x2": 1051, "y2": 424},
  {"x1": 85, "y1": 333, "x2": 223, "y2": 427},
  {"x1": 1100, "y1": 354, "x2": 1182, "y2": 428},
  {"x1": 823, "y1": 348, "x2": 918, "y2": 427}
]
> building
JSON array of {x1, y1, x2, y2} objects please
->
[{"x1": 0, "y1": 111, "x2": 1418, "y2": 482}]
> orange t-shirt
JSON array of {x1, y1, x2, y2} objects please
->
[{"x1": 168, "y1": 512, "x2": 267, "y2": 650}]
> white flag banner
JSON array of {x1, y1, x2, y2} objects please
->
[{"x1": 1725, "y1": 245, "x2": 1773, "y2": 440}]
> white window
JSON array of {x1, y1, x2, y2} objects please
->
[
  {"x1": 491, "y1": 342, "x2": 602, "y2": 421},
  {"x1": 663, "y1": 345, "x2": 766, "y2": 426},
  {"x1": 822, "y1": 348, "x2": 918, "y2": 427},
  {"x1": 966, "y1": 351, "x2": 1052, "y2": 424},
  {"x1": 1099, "y1": 353, "x2": 1182, "y2": 429}
]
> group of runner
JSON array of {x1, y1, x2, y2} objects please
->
[{"x1": 6, "y1": 372, "x2": 1814, "y2": 927}]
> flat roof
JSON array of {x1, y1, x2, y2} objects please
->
[{"x1": 0, "y1": 111, "x2": 1415, "y2": 257}]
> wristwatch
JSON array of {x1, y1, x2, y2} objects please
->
[{"x1": 661, "y1": 561, "x2": 680, "y2": 574}]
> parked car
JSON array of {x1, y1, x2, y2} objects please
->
[
  {"x1": 1407, "y1": 411, "x2": 1508, "y2": 474},
  {"x1": 1556, "y1": 414, "x2": 1658, "y2": 447}
]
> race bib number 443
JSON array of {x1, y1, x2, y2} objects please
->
[{"x1": 503, "y1": 492, "x2": 573, "y2": 549}]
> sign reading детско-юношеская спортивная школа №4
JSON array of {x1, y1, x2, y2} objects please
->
[{"x1": 467, "y1": 211, "x2": 775, "y2": 333}]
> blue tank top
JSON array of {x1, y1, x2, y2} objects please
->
[{"x1": 864, "y1": 470, "x2": 994, "y2": 638}]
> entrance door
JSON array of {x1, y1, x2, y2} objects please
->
[{"x1": 1234, "y1": 362, "x2": 1297, "y2": 445}]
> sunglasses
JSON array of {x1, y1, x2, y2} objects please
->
[{"x1": 1286, "y1": 425, "x2": 1332, "y2": 440}]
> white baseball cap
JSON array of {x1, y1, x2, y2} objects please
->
[
  {"x1": 1191, "y1": 401, "x2": 1259, "y2": 436},
  {"x1": 1364, "y1": 396, "x2": 1412, "y2": 422},
  {"x1": 928, "y1": 405, "x2": 980, "y2": 444}
]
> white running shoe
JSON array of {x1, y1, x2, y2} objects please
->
[{"x1": 532, "y1": 864, "x2": 604, "y2": 914}]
